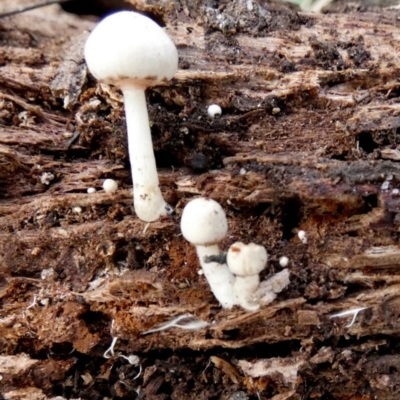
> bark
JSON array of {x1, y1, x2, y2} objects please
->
[{"x1": 1, "y1": 0, "x2": 400, "y2": 399}]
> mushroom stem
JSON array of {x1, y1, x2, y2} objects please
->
[
  {"x1": 234, "y1": 275, "x2": 260, "y2": 312},
  {"x1": 196, "y1": 245, "x2": 237, "y2": 309},
  {"x1": 122, "y1": 86, "x2": 170, "y2": 222}
]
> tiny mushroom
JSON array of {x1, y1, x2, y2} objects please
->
[
  {"x1": 207, "y1": 104, "x2": 222, "y2": 118},
  {"x1": 298, "y1": 230, "x2": 308, "y2": 244},
  {"x1": 279, "y1": 256, "x2": 289, "y2": 267},
  {"x1": 227, "y1": 242, "x2": 268, "y2": 311},
  {"x1": 103, "y1": 179, "x2": 118, "y2": 193},
  {"x1": 84, "y1": 11, "x2": 178, "y2": 222},
  {"x1": 180, "y1": 197, "x2": 236, "y2": 308}
]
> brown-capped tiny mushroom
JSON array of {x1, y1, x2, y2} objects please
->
[
  {"x1": 227, "y1": 242, "x2": 268, "y2": 311},
  {"x1": 84, "y1": 11, "x2": 178, "y2": 222}
]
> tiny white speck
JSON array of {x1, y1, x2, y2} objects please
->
[
  {"x1": 279, "y1": 256, "x2": 289, "y2": 267},
  {"x1": 298, "y1": 230, "x2": 307, "y2": 244},
  {"x1": 387, "y1": 173, "x2": 393, "y2": 181},
  {"x1": 41, "y1": 268, "x2": 55, "y2": 280},
  {"x1": 73, "y1": 207, "x2": 82, "y2": 214},
  {"x1": 392, "y1": 188, "x2": 399, "y2": 195},
  {"x1": 381, "y1": 181, "x2": 390, "y2": 191},
  {"x1": 40, "y1": 298, "x2": 49, "y2": 306},
  {"x1": 272, "y1": 107, "x2": 281, "y2": 115},
  {"x1": 87, "y1": 187, "x2": 96, "y2": 194},
  {"x1": 103, "y1": 179, "x2": 118, "y2": 193},
  {"x1": 239, "y1": 168, "x2": 246, "y2": 175},
  {"x1": 40, "y1": 172, "x2": 54, "y2": 185},
  {"x1": 198, "y1": 269, "x2": 204, "y2": 276},
  {"x1": 119, "y1": 354, "x2": 140, "y2": 365},
  {"x1": 207, "y1": 104, "x2": 222, "y2": 118}
]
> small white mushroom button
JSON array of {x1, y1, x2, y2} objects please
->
[
  {"x1": 381, "y1": 181, "x2": 390, "y2": 191},
  {"x1": 279, "y1": 256, "x2": 289, "y2": 267},
  {"x1": 103, "y1": 179, "x2": 118, "y2": 193},
  {"x1": 298, "y1": 230, "x2": 308, "y2": 244},
  {"x1": 207, "y1": 104, "x2": 222, "y2": 118},
  {"x1": 272, "y1": 107, "x2": 281, "y2": 115}
]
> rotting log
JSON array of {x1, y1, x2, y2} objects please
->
[{"x1": 1, "y1": 0, "x2": 400, "y2": 399}]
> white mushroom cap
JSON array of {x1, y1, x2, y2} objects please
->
[
  {"x1": 207, "y1": 104, "x2": 222, "y2": 118},
  {"x1": 84, "y1": 11, "x2": 178, "y2": 88},
  {"x1": 298, "y1": 230, "x2": 307, "y2": 244},
  {"x1": 279, "y1": 256, "x2": 289, "y2": 267},
  {"x1": 227, "y1": 242, "x2": 268, "y2": 276},
  {"x1": 181, "y1": 198, "x2": 228, "y2": 246},
  {"x1": 103, "y1": 179, "x2": 118, "y2": 193}
]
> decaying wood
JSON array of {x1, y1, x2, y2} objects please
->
[{"x1": 1, "y1": 0, "x2": 400, "y2": 399}]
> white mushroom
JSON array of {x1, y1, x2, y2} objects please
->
[
  {"x1": 298, "y1": 230, "x2": 308, "y2": 244},
  {"x1": 103, "y1": 179, "x2": 118, "y2": 193},
  {"x1": 180, "y1": 198, "x2": 236, "y2": 308},
  {"x1": 227, "y1": 242, "x2": 268, "y2": 311},
  {"x1": 84, "y1": 11, "x2": 178, "y2": 222},
  {"x1": 279, "y1": 256, "x2": 289, "y2": 267},
  {"x1": 207, "y1": 104, "x2": 222, "y2": 118}
]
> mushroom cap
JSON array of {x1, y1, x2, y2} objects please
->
[
  {"x1": 227, "y1": 242, "x2": 268, "y2": 276},
  {"x1": 102, "y1": 178, "x2": 118, "y2": 193},
  {"x1": 279, "y1": 256, "x2": 289, "y2": 267},
  {"x1": 207, "y1": 104, "x2": 222, "y2": 118},
  {"x1": 181, "y1": 198, "x2": 228, "y2": 246},
  {"x1": 84, "y1": 11, "x2": 178, "y2": 88}
]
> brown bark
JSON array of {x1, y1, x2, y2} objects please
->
[{"x1": 1, "y1": 0, "x2": 400, "y2": 399}]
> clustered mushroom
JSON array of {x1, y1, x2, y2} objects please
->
[
  {"x1": 85, "y1": 12, "x2": 289, "y2": 312},
  {"x1": 181, "y1": 197, "x2": 290, "y2": 311},
  {"x1": 85, "y1": 11, "x2": 178, "y2": 222}
]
